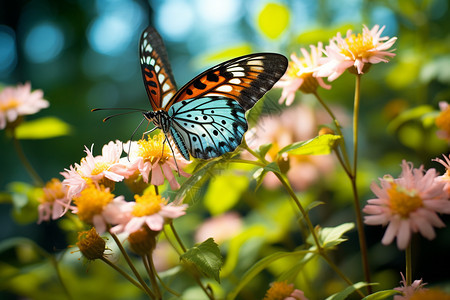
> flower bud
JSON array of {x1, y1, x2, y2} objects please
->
[{"x1": 76, "y1": 228, "x2": 106, "y2": 260}]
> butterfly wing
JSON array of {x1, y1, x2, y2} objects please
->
[
  {"x1": 139, "y1": 26, "x2": 178, "y2": 111},
  {"x1": 165, "y1": 53, "x2": 288, "y2": 111},
  {"x1": 168, "y1": 96, "x2": 248, "y2": 160}
]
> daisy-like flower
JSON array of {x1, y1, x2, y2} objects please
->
[
  {"x1": 194, "y1": 212, "x2": 243, "y2": 244},
  {"x1": 275, "y1": 43, "x2": 331, "y2": 106},
  {"x1": 0, "y1": 82, "x2": 49, "y2": 129},
  {"x1": 435, "y1": 101, "x2": 450, "y2": 142},
  {"x1": 62, "y1": 140, "x2": 128, "y2": 199},
  {"x1": 110, "y1": 187, "x2": 187, "y2": 234},
  {"x1": 37, "y1": 178, "x2": 71, "y2": 224},
  {"x1": 363, "y1": 160, "x2": 450, "y2": 250},
  {"x1": 123, "y1": 133, "x2": 190, "y2": 190},
  {"x1": 433, "y1": 154, "x2": 450, "y2": 196},
  {"x1": 394, "y1": 273, "x2": 427, "y2": 300},
  {"x1": 316, "y1": 24, "x2": 397, "y2": 81},
  {"x1": 72, "y1": 184, "x2": 127, "y2": 233},
  {"x1": 263, "y1": 281, "x2": 309, "y2": 300}
]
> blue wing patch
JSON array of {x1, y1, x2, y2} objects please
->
[{"x1": 168, "y1": 97, "x2": 248, "y2": 159}]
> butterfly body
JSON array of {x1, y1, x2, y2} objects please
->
[{"x1": 139, "y1": 26, "x2": 288, "y2": 161}]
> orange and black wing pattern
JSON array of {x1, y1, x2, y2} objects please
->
[
  {"x1": 139, "y1": 26, "x2": 178, "y2": 111},
  {"x1": 169, "y1": 53, "x2": 288, "y2": 111}
]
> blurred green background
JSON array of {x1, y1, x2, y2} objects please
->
[{"x1": 1, "y1": 0, "x2": 450, "y2": 299}]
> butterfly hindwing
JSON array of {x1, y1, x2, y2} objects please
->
[
  {"x1": 167, "y1": 53, "x2": 288, "y2": 111},
  {"x1": 168, "y1": 96, "x2": 248, "y2": 159},
  {"x1": 140, "y1": 26, "x2": 178, "y2": 111}
]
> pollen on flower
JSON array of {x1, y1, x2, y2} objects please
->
[
  {"x1": 132, "y1": 189, "x2": 166, "y2": 217},
  {"x1": 341, "y1": 33, "x2": 374, "y2": 59},
  {"x1": 73, "y1": 185, "x2": 115, "y2": 223},
  {"x1": 91, "y1": 162, "x2": 111, "y2": 176},
  {"x1": 263, "y1": 281, "x2": 295, "y2": 300},
  {"x1": 387, "y1": 183, "x2": 423, "y2": 218},
  {"x1": 137, "y1": 133, "x2": 172, "y2": 164}
]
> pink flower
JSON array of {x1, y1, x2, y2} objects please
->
[
  {"x1": 363, "y1": 160, "x2": 450, "y2": 249},
  {"x1": 37, "y1": 178, "x2": 71, "y2": 224},
  {"x1": 263, "y1": 281, "x2": 309, "y2": 300},
  {"x1": 275, "y1": 43, "x2": 331, "y2": 105},
  {"x1": 316, "y1": 24, "x2": 397, "y2": 81},
  {"x1": 123, "y1": 133, "x2": 190, "y2": 190},
  {"x1": 109, "y1": 188, "x2": 187, "y2": 234},
  {"x1": 194, "y1": 212, "x2": 243, "y2": 244},
  {"x1": 62, "y1": 140, "x2": 128, "y2": 199},
  {"x1": 245, "y1": 104, "x2": 341, "y2": 191},
  {"x1": 0, "y1": 82, "x2": 49, "y2": 129},
  {"x1": 71, "y1": 184, "x2": 126, "y2": 234},
  {"x1": 433, "y1": 154, "x2": 450, "y2": 196},
  {"x1": 394, "y1": 273, "x2": 427, "y2": 300}
]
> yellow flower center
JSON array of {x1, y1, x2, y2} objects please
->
[
  {"x1": 132, "y1": 189, "x2": 166, "y2": 217},
  {"x1": 137, "y1": 133, "x2": 172, "y2": 164},
  {"x1": 387, "y1": 183, "x2": 423, "y2": 218},
  {"x1": 410, "y1": 289, "x2": 450, "y2": 300},
  {"x1": 286, "y1": 61, "x2": 301, "y2": 78},
  {"x1": 39, "y1": 178, "x2": 66, "y2": 204},
  {"x1": 0, "y1": 98, "x2": 20, "y2": 111},
  {"x1": 263, "y1": 281, "x2": 295, "y2": 300},
  {"x1": 341, "y1": 33, "x2": 374, "y2": 58},
  {"x1": 73, "y1": 185, "x2": 115, "y2": 223},
  {"x1": 435, "y1": 106, "x2": 450, "y2": 138},
  {"x1": 91, "y1": 162, "x2": 110, "y2": 175}
]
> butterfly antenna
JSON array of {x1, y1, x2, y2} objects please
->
[
  {"x1": 164, "y1": 135, "x2": 181, "y2": 176},
  {"x1": 127, "y1": 117, "x2": 147, "y2": 161},
  {"x1": 92, "y1": 108, "x2": 148, "y2": 122}
]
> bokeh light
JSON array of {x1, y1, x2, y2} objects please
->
[
  {"x1": 0, "y1": 26, "x2": 17, "y2": 77},
  {"x1": 154, "y1": 0, "x2": 195, "y2": 42},
  {"x1": 24, "y1": 22, "x2": 64, "y2": 63}
]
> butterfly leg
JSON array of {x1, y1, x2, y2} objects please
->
[{"x1": 161, "y1": 134, "x2": 181, "y2": 176}]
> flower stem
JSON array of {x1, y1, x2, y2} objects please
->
[
  {"x1": 405, "y1": 242, "x2": 412, "y2": 286},
  {"x1": 351, "y1": 74, "x2": 372, "y2": 293},
  {"x1": 110, "y1": 233, "x2": 155, "y2": 299},
  {"x1": 142, "y1": 255, "x2": 161, "y2": 299},
  {"x1": 100, "y1": 256, "x2": 145, "y2": 292},
  {"x1": 168, "y1": 222, "x2": 215, "y2": 300},
  {"x1": 149, "y1": 254, "x2": 181, "y2": 297},
  {"x1": 11, "y1": 129, "x2": 44, "y2": 186},
  {"x1": 313, "y1": 91, "x2": 351, "y2": 175}
]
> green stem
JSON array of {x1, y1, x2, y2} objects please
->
[
  {"x1": 313, "y1": 91, "x2": 352, "y2": 175},
  {"x1": 110, "y1": 233, "x2": 155, "y2": 299},
  {"x1": 143, "y1": 255, "x2": 161, "y2": 299},
  {"x1": 11, "y1": 129, "x2": 44, "y2": 186},
  {"x1": 169, "y1": 222, "x2": 187, "y2": 252},
  {"x1": 169, "y1": 223, "x2": 214, "y2": 300},
  {"x1": 405, "y1": 242, "x2": 412, "y2": 286},
  {"x1": 351, "y1": 74, "x2": 372, "y2": 293},
  {"x1": 150, "y1": 254, "x2": 181, "y2": 297},
  {"x1": 100, "y1": 257, "x2": 145, "y2": 291},
  {"x1": 50, "y1": 255, "x2": 74, "y2": 300}
]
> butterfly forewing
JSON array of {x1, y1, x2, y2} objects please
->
[
  {"x1": 140, "y1": 27, "x2": 178, "y2": 111},
  {"x1": 167, "y1": 53, "x2": 288, "y2": 111},
  {"x1": 168, "y1": 97, "x2": 248, "y2": 159}
]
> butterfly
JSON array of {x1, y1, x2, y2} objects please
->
[{"x1": 95, "y1": 26, "x2": 288, "y2": 162}]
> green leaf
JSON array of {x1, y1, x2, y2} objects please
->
[
  {"x1": 325, "y1": 282, "x2": 373, "y2": 300},
  {"x1": 7, "y1": 182, "x2": 41, "y2": 224},
  {"x1": 181, "y1": 238, "x2": 223, "y2": 283},
  {"x1": 204, "y1": 170, "x2": 249, "y2": 215},
  {"x1": 15, "y1": 116, "x2": 72, "y2": 139},
  {"x1": 387, "y1": 105, "x2": 434, "y2": 133},
  {"x1": 279, "y1": 134, "x2": 341, "y2": 156},
  {"x1": 308, "y1": 223, "x2": 355, "y2": 249},
  {"x1": 263, "y1": 161, "x2": 280, "y2": 173},
  {"x1": 257, "y1": 143, "x2": 272, "y2": 158},
  {"x1": 363, "y1": 290, "x2": 401, "y2": 300},
  {"x1": 257, "y1": 3, "x2": 290, "y2": 39},
  {"x1": 227, "y1": 250, "x2": 311, "y2": 300}
]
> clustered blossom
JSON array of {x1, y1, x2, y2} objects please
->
[
  {"x1": 37, "y1": 133, "x2": 189, "y2": 239},
  {"x1": 0, "y1": 82, "x2": 49, "y2": 129},
  {"x1": 276, "y1": 24, "x2": 397, "y2": 104},
  {"x1": 363, "y1": 160, "x2": 450, "y2": 250}
]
